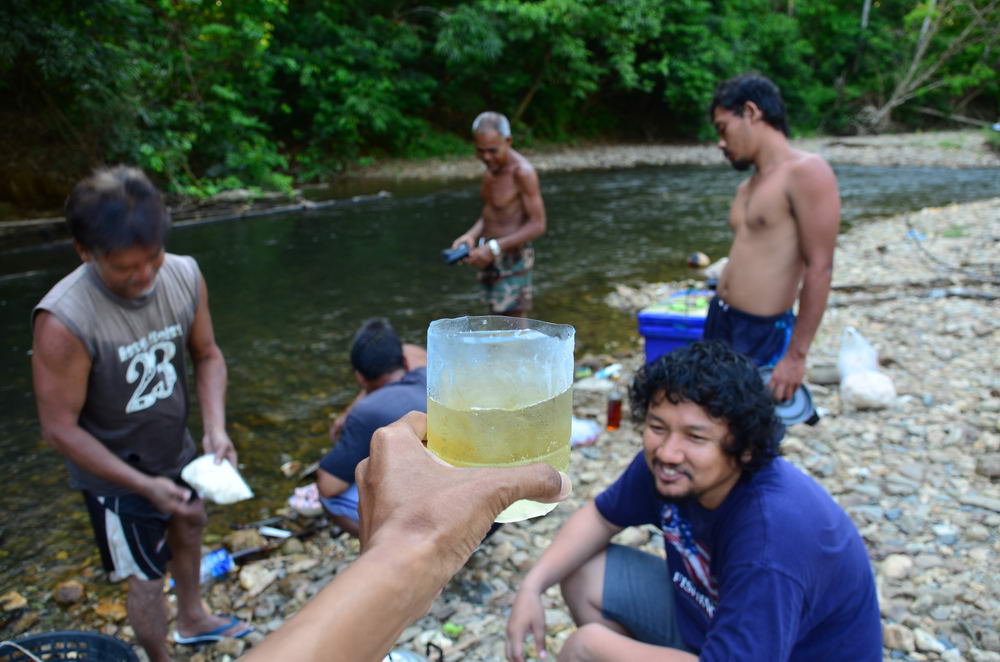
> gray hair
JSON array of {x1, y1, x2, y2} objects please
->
[
  {"x1": 472, "y1": 111, "x2": 511, "y2": 138},
  {"x1": 65, "y1": 165, "x2": 170, "y2": 254}
]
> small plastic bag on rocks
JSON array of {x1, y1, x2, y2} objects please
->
[
  {"x1": 180, "y1": 454, "x2": 254, "y2": 504},
  {"x1": 838, "y1": 326, "x2": 896, "y2": 410}
]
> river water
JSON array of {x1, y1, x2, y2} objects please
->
[{"x1": 2, "y1": 164, "x2": 1000, "y2": 605}]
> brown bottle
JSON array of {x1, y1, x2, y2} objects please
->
[{"x1": 606, "y1": 383, "x2": 623, "y2": 431}]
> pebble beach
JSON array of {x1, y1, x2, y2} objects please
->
[{"x1": 2, "y1": 132, "x2": 998, "y2": 662}]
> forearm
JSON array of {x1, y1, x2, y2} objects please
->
[
  {"x1": 461, "y1": 218, "x2": 485, "y2": 242},
  {"x1": 522, "y1": 503, "x2": 618, "y2": 593},
  {"x1": 43, "y1": 423, "x2": 153, "y2": 495},
  {"x1": 195, "y1": 346, "x2": 228, "y2": 435},
  {"x1": 788, "y1": 267, "x2": 832, "y2": 359},
  {"x1": 241, "y1": 539, "x2": 449, "y2": 661}
]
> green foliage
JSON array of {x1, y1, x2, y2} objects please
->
[
  {"x1": 2, "y1": 0, "x2": 998, "y2": 196},
  {"x1": 985, "y1": 128, "x2": 1000, "y2": 155}
]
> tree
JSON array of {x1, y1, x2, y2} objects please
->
[{"x1": 863, "y1": 0, "x2": 1000, "y2": 132}]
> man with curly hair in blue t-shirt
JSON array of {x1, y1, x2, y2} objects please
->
[{"x1": 506, "y1": 341, "x2": 881, "y2": 662}]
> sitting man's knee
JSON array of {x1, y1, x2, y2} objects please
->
[{"x1": 560, "y1": 623, "x2": 613, "y2": 661}]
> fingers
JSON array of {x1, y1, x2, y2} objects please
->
[
  {"x1": 378, "y1": 410, "x2": 427, "y2": 446},
  {"x1": 175, "y1": 483, "x2": 193, "y2": 502},
  {"x1": 768, "y1": 376, "x2": 790, "y2": 404},
  {"x1": 531, "y1": 620, "x2": 548, "y2": 659}
]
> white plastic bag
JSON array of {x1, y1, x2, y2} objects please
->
[
  {"x1": 180, "y1": 454, "x2": 254, "y2": 504},
  {"x1": 837, "y1": 326, "x2": 896, "y2": 410},
  {"x1": 837, "y1": 326, "x2": 878, "y2": 379},
  {"x1": 571, "y1": 417, "x2": 601, "y2": 447}
]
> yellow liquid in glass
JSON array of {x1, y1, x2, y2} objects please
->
[{"x1": 427, "y1": 387, "x2": 571, "y2": 522}]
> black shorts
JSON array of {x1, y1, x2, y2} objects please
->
[{"x1": 82, "y1": 481, "x2": 195, "y2": 582}]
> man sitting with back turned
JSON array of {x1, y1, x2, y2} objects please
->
[
  {"x1": 506, "y1": 341, "x2": 881, "y2": 662},
  {"x1": 317, "y1": 318, "x2": 426, "y2": 536}
]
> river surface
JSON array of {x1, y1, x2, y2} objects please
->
[{"x1": 2, "y1": 164, "x2": 1000, "y2": 606}]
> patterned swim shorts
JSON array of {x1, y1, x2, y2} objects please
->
[{"x1": 478, "y1": 244, "x2": 534, "y2": 314}]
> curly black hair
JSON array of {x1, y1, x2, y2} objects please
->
[{"x1": 629, "y1": 340, "x2": 781, "y2": 472}]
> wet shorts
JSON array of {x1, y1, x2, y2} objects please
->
[
  {"x1": 702, "y1": 296, "x2": 795, "y2": 368},
  {"x1": 478, "y1": 244, "x2": 534, "y2": 314},
  {"x1": 82, "y1": 482, "x2": 196, "y2": 582},
  {"x1": 602, "y1": 543, "x2": 689, "y2": 649},
  {"x1": 319, "y1": 483, "x2": 360, "y2": 523}
]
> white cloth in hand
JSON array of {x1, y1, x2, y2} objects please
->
[{"x1": 180, "y1": 454, "x2": 254, "y2": 504}]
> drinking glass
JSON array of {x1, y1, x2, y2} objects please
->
[{"x1": 426, "y1": 316, "x2": 575, "y2": 522}]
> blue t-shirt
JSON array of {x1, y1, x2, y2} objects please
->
[
  {"x1": 319, "y1": 367, "x2": 427, "y2": 483},
  {"x1": 595, "y1": 453, "x2": 881, "y2": 662}
]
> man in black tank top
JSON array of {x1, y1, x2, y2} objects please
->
[{"x1": 31, "y1": 167, "x2": 252, "y2": 660}]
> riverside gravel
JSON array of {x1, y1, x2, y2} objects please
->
[{"x1": 174, "y1": 196, "x2": 996, "y2": 662}]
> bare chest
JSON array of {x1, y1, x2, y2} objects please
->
[
  {"x1": 483, "y1": 174, "x2": 521, "y2": 211},
  {"x1": 730, "y1": 172, "x2": 793, "y2": 235}
]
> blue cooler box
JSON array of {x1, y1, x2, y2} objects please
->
[{"x1": 637, "y1": 290, "x2": 712, "y2": 364}]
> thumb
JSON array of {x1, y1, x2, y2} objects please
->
[{"x1": 483, "y1": 462, "x2": 571, "y2": 509}]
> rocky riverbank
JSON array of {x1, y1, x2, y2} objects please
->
[
  {"x1": 351, "y1": 129, "x2": 1000, "y2": 181},
  {"x1": 4, "y1": 197, "x2": 995, "y2": 661}
]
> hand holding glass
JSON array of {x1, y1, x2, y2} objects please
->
[{"x1": 426, "y1": 316, "x2": 575, "y2": 522}]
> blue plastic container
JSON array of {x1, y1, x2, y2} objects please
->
[{"x1": 637, "y1": 290, "x2": 712, "y2": 364}]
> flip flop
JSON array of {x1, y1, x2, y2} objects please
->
[{"x1": 173, "y1": 614, "x2": 254, "y2": 645}]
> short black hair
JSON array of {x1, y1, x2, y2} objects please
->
[
  {"x1": 629, "y1": 340, "x2": 781, "y2": 472},
  {"x1": 709, "y1": 74, "x2": 789, "y2": 136},
  {"x1": 350, "y1": 318, "x2": 404, "y2": 381},
  {"x1": 65, "y1": 165, "x2": 170, "y2": 254}
]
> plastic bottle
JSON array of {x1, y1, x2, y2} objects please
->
[
  {"x1": 198, "y1": 548, "x2": 235, "y2": 583},
  {"x1": 167, "y1": 548, "x2": 234, "y2": 589},
  {"x1": 606, "y1": 378, "x2": 623, "y2": 431}
]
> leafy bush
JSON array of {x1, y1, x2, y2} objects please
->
[{"x1": 3, "y1": 0, "x2": 998, "y2": 196}]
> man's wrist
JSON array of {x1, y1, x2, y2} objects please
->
[
  {"x1": 487, "y1": 238, "x2": 502, "y2": 258},
  {"x1": 785, "y1": 346, "x2": 808, "y2": 361}
]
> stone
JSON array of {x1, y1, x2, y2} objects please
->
[
  {"x1": 53, "y1": 580, "x2": 85, "y2": 604},
  {"x1": 970, "y1": 650, "x2": 1000, "y2": 662},
  {"x1": 1, "y1": 590, "x2": 27, "y2": 611},
  {"x1": 225, "y1": 529, "x2": 267, "y2": 552},
  {"x1": 492, "y1": 541, "x2": 515, "y2": 564},
  {"x1": 215, "y1": 637, "x2": 246, "y2": 657},
  {"x1": 614, "y1": 527, "x2": 649, "y2": 548},
  {"x1": 282, "y1": 537, "x2": 306, "y2": 554},
  {"x1": 239, "y1": 563, "x2": 280, "y2": 598},
  {"x1": 959, "y1": 494, "x2": 1000, "y2": 513},
  {"x1": 9, "y1": 611, "x2": 39, "y2": 633},
  {"x1": 914, "y1": 628, "x2": 947, "y2": 653},
  {"x1": 93, "y1": 597, "x2": 127, "y2": 622},
  {"x1": 882, "y1": 554, "x2": 914, "y2": 579},
  {"x1": 287, "y1": 558, "x2": 319, "y2": 574},
  {"x1": 974, "y1": 453, "x2": 1000, "y2": 479},
  {"x1": 884, "y1": 623, "x2": 916, "y2": 652}
]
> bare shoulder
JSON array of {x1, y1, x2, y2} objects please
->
[
  {"x1": 33, "y1": 311, "x2": 88, "y2": 366},
  {"x1": 510, "y1": 150, "x2": 539, "y2": 183},
  {"x1": 788, "y1": 150, "x2": 837, "y2": 189}
]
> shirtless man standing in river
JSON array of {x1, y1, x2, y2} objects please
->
[
  {"x1": 706, "y1": 74, "x2": 840, "y2": 402},
  {"x1": 451, "y1": 111, "x2": 546, "y2": 317}
]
